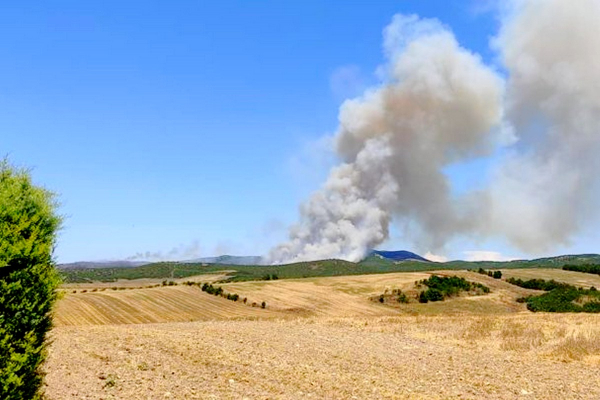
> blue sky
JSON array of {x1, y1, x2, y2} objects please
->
[{"x1": 2, "y1": 1, "x2": 596, "y2": 262}]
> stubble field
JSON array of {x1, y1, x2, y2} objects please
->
[{"x1": 44, "y1": 269, "x2": 600, "y2": 399}]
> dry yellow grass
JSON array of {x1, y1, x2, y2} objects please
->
[
  {"x1": 55, "y1": 270, "x2": 531, "y2": 326},
  {"x1": 46, "y1": 269, "x2": 600, "y2": 398},
  {"x1": 501, "y1": 268, "x2": 600, "y2": 288},
  {"x1": 54, "y1": 286, "x2": 283, "y2": 326},
  {"x1": 45, "y1": 314, "x2": 600, "y2": 399},
  {"x1": 60, "y1": 272, "x2": 231, "y2": 291},
  {"x1": 222, "y1": 270, "x2": 532, "y2": 317}
]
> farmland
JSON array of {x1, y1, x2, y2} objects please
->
[
  {"x1": 45, "y1": 268, "x2": 600, "y2": 399},
  {"x1": 54, "y1": 270, "x2": 533, "y2": 326}
]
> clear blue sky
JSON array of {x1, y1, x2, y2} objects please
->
[{"x1": 2, "y1": 1, "x2": 596, "y2": 262}]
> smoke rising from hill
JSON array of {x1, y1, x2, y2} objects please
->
[{"x1": 268, "y1": 1, "x2": 600, "y2": 264}]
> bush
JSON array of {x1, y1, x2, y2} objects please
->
[
  {"x1": 582, "y1": 301, "x2": 600, "y2": 313},
  {"x1": 505, "y1": 278, "x2": 574, "y2": 291},
  {"x1": 0, "y1": 161, "x2": 62, "y2": 399},
  {"x1": 199, "y1": 282, "x2": 242, "y2": 303},
  {"x1": 397, "y1": 291, "x2": 409, "y2": 304},
  {"x1": 423, "y1": 288, "x2": 444, "y2": 302},
  {"x1": 525, "y1": 288, "x2": 600, "y2": 313},
  {"x1": 261, "y1": 301, "x2": 266, "y2": 309},
  {"x1": 563, "y1": 264, "x2": 600, "y2": 275},
  {"x1": 415, "y1": 275, "x2": 490, "y2": 303},
  {"x1": 493, "y1": 271, "x2": 502, "y2": 279}
]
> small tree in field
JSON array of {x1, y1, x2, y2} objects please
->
[{"x1": 0, "y1": 161, "x2": 62, "y2": 399}]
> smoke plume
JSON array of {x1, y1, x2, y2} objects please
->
[
  {"x1": 269, "y1": 1, "x2": 600, "y2": 263},
  {"x1": 484, "y1": 0, "x2": 600, "y2": 252},
  {"x1": 127, "y1": 240, "x2": 202, "y2": 262}
]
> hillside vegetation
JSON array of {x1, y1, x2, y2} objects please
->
[
  {"x1": 563, "y1": 263, "x2": 600, "y2": 275},
  {"x1": 59, "y1": 253, "x2": 600, "y2": 283}
]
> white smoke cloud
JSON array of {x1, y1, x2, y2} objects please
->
[
  {"x1": 269, "y1": 2, "x2": 600, "y2": 264},
  {"x1": 424, "y1": 252, "x2": 449, "y2": 263},
  {"x1": 269, "y1": 136, "x2": 399, "y2": 264},
  {"x1": 462, "y1": 250, "x2": 515, "y2": 262},
  {"x1": 483, "y1": 0, "x2": 600, "y2": 252},
  {"x1": 268, "y1": 14, "x2": 506, "y2": 264}
]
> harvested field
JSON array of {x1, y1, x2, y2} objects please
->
[
  {"x1": 501, "y1": 268, "x2": 600, "y2": 289},
  {"x1": 55, "y1": 270, "x2": 532, "y2": 326},
  {"x1": 54, "y1": 286, "x2": 283, "y2": 326},
  {"x1": 46, "y1": 269, "x2": 600, "y2": 398},
  {"x1": 60, "y1": 272, "x2": 231, "y2": 291},
  {"x1": 45, "y1": 314, "x2": 600, "y2": 399}
]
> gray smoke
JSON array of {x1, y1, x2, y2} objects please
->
[
  {"x1": 268, "y1": 15, "x2": 506, "y2": 263},
  {"x1": 483, "y1": 0, "x2": 600, "y2": 252},
  {"x1": 127, "y1": 240, "x2": 202, "y2": 262},
  {"x1": 269, "y1": 1, "x2": 600, "y2": 264}
]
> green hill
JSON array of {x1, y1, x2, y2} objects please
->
[{"x1": 60, "y1": 253, "x2": 600, "y2": 284}]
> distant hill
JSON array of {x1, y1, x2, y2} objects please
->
[
  {"x1": 370, "y1": 250, "x2": 430, "y2": 262},
  {"x1": 58, "y1": 261, "x2": 149, "y2": 270},
  {"x1": 182, "y1": 255, "x2": 264, "y2": 265},
  {"x1": 529, "y1": 254, "x2": 600, "y2": 265}
]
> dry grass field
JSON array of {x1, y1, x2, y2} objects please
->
[
  {"x1": 60, "y1": 272, "x2": 232, "y2": 291},
  {"x1": 54, "y1": 285, "x2": 285, "y2": 325},
  {"x1": 44, "y1": 269, "x2": 600, "y2": 399},
  {"x1": 501, "y1": 268, "x2": 600, "y2": 289}
]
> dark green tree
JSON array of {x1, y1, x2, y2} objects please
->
[{"x1": 0, "y1": 161, "x2": 62, "y2": 399}]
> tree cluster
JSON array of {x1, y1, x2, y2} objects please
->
[
  {"x1": 417, "y1": 275, "x2": 490, "y2": 303},
  {"x1": 477, "y1": 268, "x2": 502, "y2": 279},
  {"x1": 505, "y1": 277, "x2": 575, "y2": 291},
  {"x1": 563, "y1": 264, "x2": 600, "y2": 276},
  {"x1": 524, "y1": 287, "x2": 600, "y2": 313},
  {"x1": 376, "y1": 288, "x2": 410, "y2": 304}
]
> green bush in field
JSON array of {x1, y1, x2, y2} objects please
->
[
  {"x1": 417, "y1": 275, "x2": 490, "y2": 303},
  {"x1": 563, "y1": 264, "x2": 600, "y2": 275},
  {"x1": 524, "y1": 287, "x2": 600, "y2": 313},
  {"x1": 0, "y1": 161, "x2": 62, "y2": 399},
  {"x1": 505, "y1": 277, "x2": 574, "y2": 291}
]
